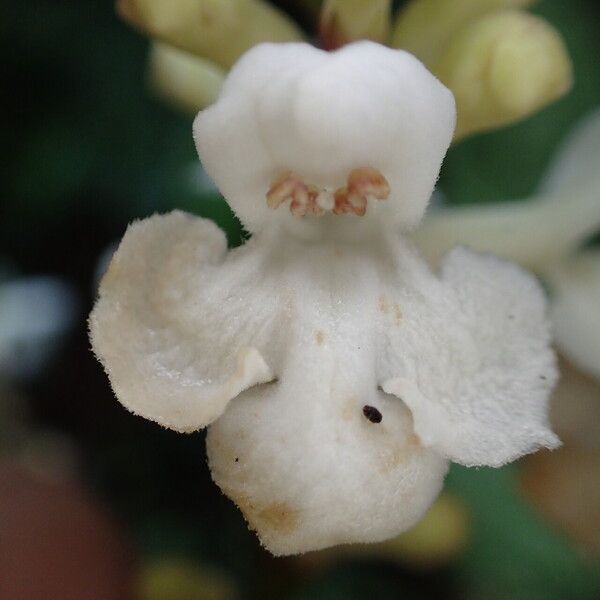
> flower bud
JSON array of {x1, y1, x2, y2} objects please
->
[
  {"x1": 319, "y1": 0, "x2": 391, "y2": 50},
  {"x1": 149, "y1": 43, "x2": 225, "y2": 112},
  {"x1": 117, "y1": 0, "x2": 303, "y2": 69},
  {"x1": 391, "y1": 0, "x2": 536, "y2": 64},
  {"x1": 433, "y1": 10, "x2": 572, "y2": 139}
]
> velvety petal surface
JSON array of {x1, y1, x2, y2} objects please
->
[
  {"x1": 379, "y1": 244, "x2": 559, "y2": 467},
  {"x1": 90, "y1": 211, "x2": 282, "y2": 432},
  {"x1": 205, "y1": 235, "x2": 449, "y2": 555}
]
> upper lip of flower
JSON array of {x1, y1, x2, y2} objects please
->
[{"x1": 193, "y1": 41, "x2": 457, "y2": 237}]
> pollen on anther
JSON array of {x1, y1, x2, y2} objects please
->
[{"x1": 266, "y1": 167, "x2": 390, "y2": 218}]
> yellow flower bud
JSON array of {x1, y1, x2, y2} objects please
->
[
  {"x1": 433, "y1": 10, "x2": 572, "y2": 140},
  {"x1": 117, "y1": 0, "x2": 304, "y2": 69},
  {"x1": 319, "y1": 0, "x2": 391, "y2": 49},
  {"x1": 391, "y1": 0, "x2": 536, "y2": 64},
  {"x1": 149, "y1": 43, "x2": 225, "y2": 112}
]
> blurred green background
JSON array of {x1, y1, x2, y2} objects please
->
[{"x1": 1, "y1": 1, "x2": 600, "y2": 599}]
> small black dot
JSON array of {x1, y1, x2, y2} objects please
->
[
  {"x1": 363, "y1": 405, "x2": 382, "y2": 423},
  {"x1": 234, "y1": 457, "x2": 239, "y2": 463},
  {"x1": 540, "y1": 375, "x2": 547, "y2": 381}
]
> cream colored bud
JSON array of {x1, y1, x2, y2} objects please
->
[
  {"x1": 319, "y1": 0, "x2": 391, "y2": 49},
  {"x1": 434, "y1": 10, "x2": 572, "y2": 140},
  {"x1": 149, "y1": 43, "x2": 225, "y2": 112},
  {"x1": 117, "y1": 0, "x2": 304, "y2": 69},
  {"x1": 391, "y1": 0, "x2": 536, "y2": 64}
]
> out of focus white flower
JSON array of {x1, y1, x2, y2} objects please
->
[
  {"x1": 90, "y1": 42, "x2": 558, "y2": 555},
  {"x1": 0, "y1": 274, "x2": 78, "y2": 380},
  {"x1": 415, "y1": 109, "x2": 600, "y2": 380}
]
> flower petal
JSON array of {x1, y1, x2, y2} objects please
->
[
  {"x1": 208, "y1": 384, "x2": 448, "y2": 555},
  {"x1": 89, "y1": 211, "x2": 281, "y2": 432},
  {"x1": 546, "y1": 250, "x2": 600, "y2": 380},
  {"x1": 194, "y1": 41, "x2": 455, "y2": 235},
  {"x1": 194, "y1": 239, "x2": 450, "y2": 555},
  {"x1": 380, "y1": 245, "x2": 559, "y2": 467}
]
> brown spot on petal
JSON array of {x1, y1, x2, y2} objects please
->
[
  {"x1": 256, "y1": 502, "x2": 298, "y2": 534},
  {"x1": 315, "y1": 330, "x2": 325, "y2": 346},
  {"x1": 380, "y1": 444, "x2": 406, "y2": 473},
  {"x1": 235, "y1": 494, "x2": 298, "y2": 535},
  {"x1": 393, "y1": 303, "x2": 402, "y2": 325},
  {"x1": 378, "y1": 434, "x2": 421, "y2": 474},
  {"x1": 379, "y1": 295, "x2": 389, "y2": 314}
]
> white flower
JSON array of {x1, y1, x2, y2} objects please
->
[
  {"x1": 89, "y1": 41, "x2": 558, "y2": 555},
  {"x1": 414, "y1": 108, "x2": 600, "y2": 381}
]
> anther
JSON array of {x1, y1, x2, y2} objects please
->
[{"x1": 266, "y1": 168, "x2": 390, "y2": 218}]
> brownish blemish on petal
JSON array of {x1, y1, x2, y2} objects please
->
[
  {"x1": 378, "y1": 434, "x2": 421, "y2": 474},
  {"x1": 235, "y1": 494, "x2": 298, "y2": 534},
  {"x1": 256, "y1": 502, "x2": 298, "y2": 533},
  {"x1": 315, "y1": 330, "x2": 325, "y2": 346},
  {"x1": 378, "y1": 295, "x2": 389, "y2": 314},
  {"x1": 393, "y1": 303, "x2": 402, "y2": 325},
  {"x1": 379, "y1": 445, "x2": 405, "y2": 473},
  {"x1": 406, "y1": 431, "x2": 421, "y2": 448}
]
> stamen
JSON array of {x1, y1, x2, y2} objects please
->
[
  {"x1": 266, "y1": 168, "x2": 390, "y2": 218},
  {"x1": 347, "y1": 167, "x2": 390, "y2": 200},
  {"x1": 266, "y1": 171, "x2": 306, "y2": 209}
]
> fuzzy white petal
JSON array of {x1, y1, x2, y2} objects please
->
[
  {"x1": 379, "y1": 244, "x2": 559, "y2": 467},
  {"x1": 547, "y1": 250, "x2": 600, "y2": 380},
  {"x1": 414, "y1": 108, "x2": 600, "y2": 271},
  {"x1": 204, "y1": 237, "x2": 448, "y2": 555},
  {"x1": 208, "y1": 386, "x2": 447, "y2": 556},
  {"x1": 89, "y1": 211, "x2": 282, "y2": 432},
  {"x1": 194, "y1": 41, "x2": 455, "y2": 236}
]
